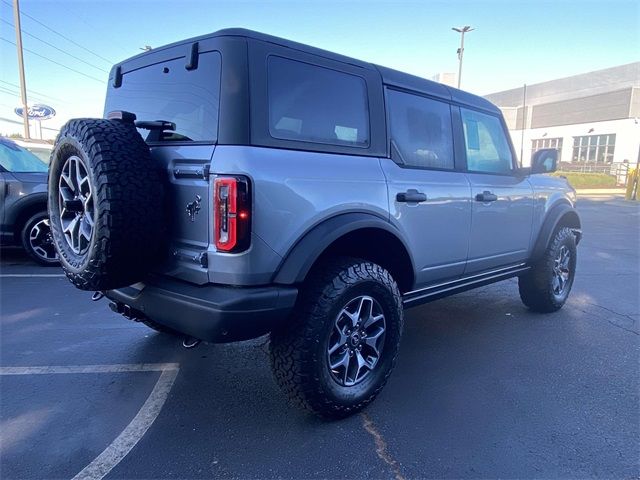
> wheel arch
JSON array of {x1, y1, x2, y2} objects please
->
[
  {"x1": 272, "y1": 213, "x2": 416, "y2": 293},
  {"x1": 530, "y1": 202, "x2": 581, "y2": 262},
  {"x1": 10, "y1": 193, "x2": 48, "y2": 239}
]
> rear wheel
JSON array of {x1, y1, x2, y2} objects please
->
[
  {"x1": 270, "y1": 257, "x2": 403, "y2": 418},
  {"x1": 519, "y1": 227, "x2": 577, "y2": 312},
  {"x1": 21, "y1": 212, "x2": 58, "y2": 266}
]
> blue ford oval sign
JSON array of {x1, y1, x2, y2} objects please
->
[{"x1": 14, "y1": 104, "x2": 56, "y2": 121}]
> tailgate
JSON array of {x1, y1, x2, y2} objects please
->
[{"x1": 151, "y1": 144, "x2": 214, "y2": 284}]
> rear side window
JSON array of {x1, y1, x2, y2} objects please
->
[
  {"x1": 267, "y1": 56, "x2": 369, "y2": 147},
  {"x1": 387, "y1": 89, "x2": 454, "y2": 169},
  {"x1": 461, "y1": 108, "x2": 514, "y2": 174},
  {"x1": 104, "y1": 51, "x2": 221, "y2": 143}
]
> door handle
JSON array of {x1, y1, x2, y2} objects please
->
[
  {"x1": 475, "y1": 191, "x2": 498, "y2": 202},
  {"x1": 396, "y1": 189, "x2": 427, "y2": 203}
]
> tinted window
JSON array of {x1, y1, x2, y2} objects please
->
[
  {"x1": 387, "y1": 90, "x2": 454, "y2": 169},
  {"x1": 461, "y1": 108, "x2": 514, "y2": 174},
  {"x1": 104, "y1": 51, "x2": 221, "y2": 142},
  {"x1": 268, "y1": 56, "x2": 369, "y2": 147}
]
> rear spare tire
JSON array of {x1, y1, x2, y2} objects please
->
[{"x1": 48, "y1": 118, "x2": 164, "y2": 290}]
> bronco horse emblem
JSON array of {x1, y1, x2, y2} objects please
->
[{"x1": 186, "y1": 195, "x2": 201, "y2": 222}]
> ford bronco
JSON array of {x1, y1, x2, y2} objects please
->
[{"x1": 48, "y1": 29, "x2": 581, "y2": 418}]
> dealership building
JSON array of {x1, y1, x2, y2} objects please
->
[{"x1": 484, "y1": 62, "x2": 639, "y2": 172}]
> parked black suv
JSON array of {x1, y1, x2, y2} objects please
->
[{"x1": 0, "y1": 137, "x2": 57, "y2": 265}]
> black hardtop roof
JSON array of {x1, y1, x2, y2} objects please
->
[{"x1": 119, "y1": 28, "x2": 499, "y2": 114}]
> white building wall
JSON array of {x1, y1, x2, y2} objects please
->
[{"x1": 507, "y1": 117, "x2": 640, "y2": 167}]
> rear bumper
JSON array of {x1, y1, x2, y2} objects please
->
[{"x1": 105, "y1": 276, "x2": 297, "y2": 343}]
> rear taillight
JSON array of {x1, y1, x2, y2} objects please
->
[{"x1": 214, "y1": 176, "x2": 251, "y2": 252}]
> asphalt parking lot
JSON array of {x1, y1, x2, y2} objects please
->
[{"x1": 1, "y1": 197, "x2": 638, "y2": 480}]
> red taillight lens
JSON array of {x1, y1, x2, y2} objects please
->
[{"x1": 214, "y1": 176, "x2": 251, "y2": 252}]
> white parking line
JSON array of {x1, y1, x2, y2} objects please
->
[
  {"x1": 0, "y1": 363, "x2": 179, "y2": 375},
  {"x1": 0, "y1": 362, "x2": 179, "y2": 480},
  {"x1": 0, "y1": 274, "x2": 66, "y2": 278}
]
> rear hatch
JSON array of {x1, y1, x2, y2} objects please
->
[{"x1": 104, "y1": 48, "x2": 222, "y2": 284}]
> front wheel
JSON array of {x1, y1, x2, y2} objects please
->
[
  {"x1": 519, "y1": 227, "x2": 577, "y2": 313},
  {"x1": 270, "y1": 257, "x2": 404, "y2": 418},
  {"x1": 21, "y1": 212, "x2": 58, "y2": 266}
]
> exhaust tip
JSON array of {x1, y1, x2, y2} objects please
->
[{"x1": 182, "y1": 336, "x2": 201, "y2": 349}]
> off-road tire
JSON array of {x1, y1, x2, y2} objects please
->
[
  {"x1": 20, "y1": 212, "x2": 58, "y2": 266},
  {"x1": 270, "y1": 257, "x2": 403, "y2": 419},
  {"x1": 48, "y1": 118, "x2": 165, "y2": 290},
  {"x1": 519, "y1": 227, "x2": 577, "y2": 313}
]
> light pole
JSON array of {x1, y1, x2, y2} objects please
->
[
  {"x1": 452, "y1": 25, "x2": 474, "y2": 89},
  {"x1": 13, "y1": 0, "x2": 30, "y2": 139}
]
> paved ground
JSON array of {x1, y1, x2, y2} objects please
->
[{"x1": 1, "y1": 198, "x2": 638, "y2": 479}]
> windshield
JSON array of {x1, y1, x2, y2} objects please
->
[
  {"x1": 0, "y1": 138, "x2": 48, "y2": 173},
  {"x1": 25, "y1": 147, "x2": 53, "y2": 163}
]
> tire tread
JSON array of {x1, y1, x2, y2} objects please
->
[
  {"x1": 49, "y1": 118, "x2": 164, "y2": 290},
  {"x1": 270, "y1": 257, "x2": 403, "y2": 418},
  {"x1": 519, "y1": 227, "x2": 576, "y2": 313}
]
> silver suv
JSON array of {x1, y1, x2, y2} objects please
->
[{"x1": 48, "y1": 29, "x2": 581, "y2": 418}]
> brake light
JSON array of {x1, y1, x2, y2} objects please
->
[{"x1": 214, "y1": 176, "x2": 251, "y2": 252}]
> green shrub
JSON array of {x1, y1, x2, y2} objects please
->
[{"x1": 550, "y1": 172, "x2": 617, "y2": 189}]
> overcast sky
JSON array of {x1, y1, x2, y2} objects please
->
[{"x1": 1, "y1": 0, "x2": 638, "y2": 135}]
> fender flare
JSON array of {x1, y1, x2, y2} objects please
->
[
  {"x1": 272, "y1": 212, "x2": 415, "y2": 285},
  {"x1": 530, "y1": 202, "x2": 582, "y2": 262},
  {"x1": 5, "y1": 192, "x2": 48, "y2": 227}
]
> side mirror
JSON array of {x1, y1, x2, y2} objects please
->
[{"x1": 531, "y1": 148, "x2": 558, "y2": 174}]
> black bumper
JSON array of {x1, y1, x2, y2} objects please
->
[{"x1": 105, "y1": 276, "x2": 297, "y2": 343}]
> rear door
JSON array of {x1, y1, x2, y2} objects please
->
[
  {"x1": 381, "y1": 88, "x2": 472, "y2": 287},
  {"x1": 459, "y1": 107, "x2": 534, "y2": 273},
  {"x1": 104, "y1": 49, "x2": 222, "y2": 284}
]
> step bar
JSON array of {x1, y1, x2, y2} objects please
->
[{"x1": 402, "y1": 263, "x2": 530, "y2": 309}]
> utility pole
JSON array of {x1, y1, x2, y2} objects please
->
[
  {"x1": 13, "y1": 0, "x2": 30, "y2": 139},
  {"x1": 452, "y1": 26, "x2": 474, "y2": 89},
  {"x1": 520, "y1": 84, "x2": 527, "y2": 167}
]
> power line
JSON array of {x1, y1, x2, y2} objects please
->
[
  {"x1": 49, "y1": 5, "x2": 132, "y2": 57},
  {"x1": 0, "y1": 86, "x2": 20, "y2": 96},
  {"x1": 0, "y1": 85, "x2": 57, "y2": 106},
  {"x1": 1, "y1": 37, "x2": 104, "y2": 83},
  {"x1": 0, "y1": 84, "x2": 46, "y2": 101},
  {"x1": 0, "y1": 18, "x2": 108, "y2": 73},
  {"x1": 0, "y1": 0, "x2": 114, "y2": 65},
  {"x1": 0, "y1": 79, "x2": 65, "y2": 103}
]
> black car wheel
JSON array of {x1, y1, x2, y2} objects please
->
[
  {"x1": 21, "y1": 212, "x2": 58, "y2": 266},
  {"x1": 270, "y1": 257, "x2": 404, "y2": 418},
  {"x1": 519, "y1": 226, "x2": 577, "y2": 313}
]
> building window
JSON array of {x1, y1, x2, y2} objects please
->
[
  {"x1": 531, "y1": 137, "x2": 563, "y2": 162},
  {"x1": 572, "y1": 134, "x2": 616, "y2": 163}
]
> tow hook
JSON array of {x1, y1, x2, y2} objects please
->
[
  {"x1": 182, "y1": 336, "x2": 201, "y2": 349},
  {"x1": 92, "y1": 291, "x2": 105, "y2": 301}
]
